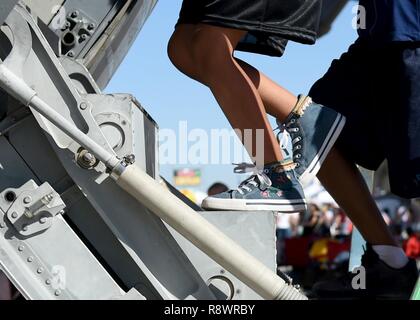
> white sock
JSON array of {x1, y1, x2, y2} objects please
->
[{"x1": 372, "y1": 245, "x2": 409, "y2": 269}]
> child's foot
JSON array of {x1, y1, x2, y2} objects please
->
[
  {"x1": 277, "y1": 95, "x2": 346, "y2": 185},
  {"x1": 312, "y1": 244, "x2": 419, "y2": 300},
  {"x1": 201, "y1": 162, "x2": 307, "y2": 212}
]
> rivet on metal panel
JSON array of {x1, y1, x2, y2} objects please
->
[
  {"x1": 27, "y1": 256, "x2": 34, "y2": 263},
  {"x1": 18, "y1": 245, "x2": 24, "y2": 252},
  {"x1": 55, "y1": 290, "x2": 61, "y2": 296},
  {"x1": 11, "y1": 212, "x2": 18, "y2": 219},
  {"x1": 23, "y1": 196, "x2": 32, "y2": 204},
  {"x1": 45, "y1": 279, "x2": 52, "y2": 285}
]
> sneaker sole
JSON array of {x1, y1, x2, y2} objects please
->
[
  {"x1": 202, "y1": 198, "x2": 307, "y2": 213},
  {"x1": 299, "y1": 114, "x2": 346, "y2": 185}
]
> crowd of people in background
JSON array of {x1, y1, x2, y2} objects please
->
[
  {"x1": 204, "y1": 181, "x2": 420, "y2": 274},
  {"x1": 275, "y1": 199, "x2": 420, "y2": 289}
]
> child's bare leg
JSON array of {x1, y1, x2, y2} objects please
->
[
  {"x1": 236, "y1": 59, "x2": 297, "y2": 121},
  {"x1": 318, "y1": 148, "x2": 396, "y2": 246},
  {"x1": 235, "y1": 59, "x2": 396, "y2": 246},
  {"x1": 168, "y1": 25, "x2": 282, "y2": 165},
  {"x1": 169, "y1": 25, "x2": 307, "y2": 213},
  {"x1": 168, "y1": 25, "x2": 201, "y2": 81}
]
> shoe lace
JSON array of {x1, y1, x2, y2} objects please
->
[
  {"x1": 232, "y1": 163, "x2": 272, "y2": 195},
  {"x1": 275, "y1": 121, "x2": 303, "y2": 166},
  {"x1": 274, "y1": 96, "x2": 312, "y2": 167}
]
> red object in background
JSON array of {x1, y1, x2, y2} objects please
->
[
  {"x1": 284, "y1": 237, "x2": 313, "y2": 268},
  {"x1": 327, "y1": 238, "x2": 351, "y2": 261},
  {"x1": 404, "y1": 235, "x2": 420, "y2": 259},
  {"x1": 284, "y1": 236, "x2": 351, "y2": 268}
]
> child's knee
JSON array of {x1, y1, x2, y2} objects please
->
[
  {"x1": 167, "y1": 29, "x2": 203, "y2": 81},
  {"x1": 190, "y1": 28, "x2": 235, "y2": 79},
  {"x1": 167, "y1": 31, "x2": 188, "y2": 70},
  {"x1": 168, "y1": 26, "x2": 237, "y2": 84}
]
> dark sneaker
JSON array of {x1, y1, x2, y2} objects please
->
[
  {"x1": 201, "y1": 162, "x2": 307, "y2": 212},
  {"x1": 312, "y1": 244, "x2": 419, "y2": 300},
  {"x1": 277, "y1": 95, "x2": 346, "y2": 185}
]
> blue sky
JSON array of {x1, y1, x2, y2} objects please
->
[{"x1": 106, "y1": 0, "x2": 358, "y2": 193}]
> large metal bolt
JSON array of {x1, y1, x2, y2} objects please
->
[
  {"x1": 124, "y1": 154, "x2": 136, "y2": 165},
  {"x1": 40, "y1": 217, "x2": 48, "y2": 224},
  {"x1": 80, "y1": 102, "x2": 88, "y2": 110},
  {"x1": 77, "y1": 150, "x2": 97, "y2": 169},
  {"x1": 87, "y1": 23, "x2": 95, "y2": 30},
  {"x1": 11, "y1": 212, "x2": 18, "y2": 219},
  {"x1": 81, "y1": 34, "x2": 88, "y2": 41},
  {"x1": 71, "y1": 11, "x2": 79, "y2": 18},
  {"x1": 83, "y1": 152, "x2": 95, "y2": 163},
  {"x1": 67, "y1": 51, "x2": 75, "y2": 58},
  {"x1": 23, "y1": 196, "x2": 32, "y2": 204}
]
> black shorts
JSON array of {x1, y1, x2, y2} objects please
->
[
  {"x1": 176, "y1": 0, "x2": 322, "y2": 57},
  {"x1": 309, "y1": 39, "x2": 420, "y2": 199}
]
